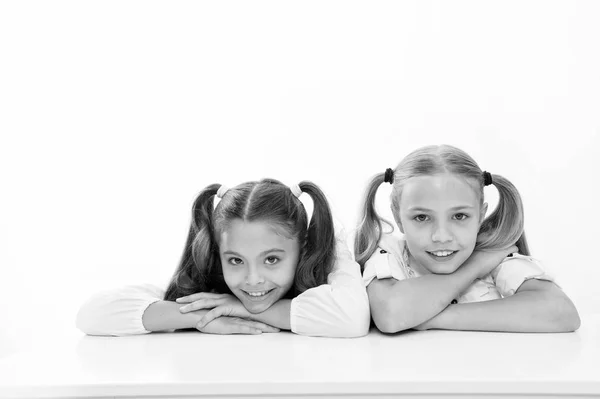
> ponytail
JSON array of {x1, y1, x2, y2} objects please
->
[
  {"x1": 164, "y1": 184, "x2": 226, "y2": 301},
  {"x1": 476, "y1": 174, "x2": 530, "y2": 255},
  {"x1": 293, "y1": 181, "x2": 336, "y2": 293},
  {"x1": 354, "y1": 173, "x2": 395, "y2": 270}
]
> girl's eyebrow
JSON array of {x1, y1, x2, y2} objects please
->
[
  {"x1": 222, "y1": 249, "x2": 286, "y2": 257},
  {"x1": 449, "y1": 205, "x2": 475, "y2": 210},
  {"x1": 407, "y1": 205, "x2": 475, "y2": 212},
  {"x1": 407, "y1": 206, "x2": 433, "y2": 212},
  {"x1": 258, "y1": 248, "x2": 286, "y2": 256}
]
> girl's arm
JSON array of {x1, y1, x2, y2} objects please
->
[
  {"x1": 286, "y1": 247, "x2": 371, "y2": 337},
  {"x1": 369, "y1": 264, "x2": 479, "y2": 333},
  {"x1": 77, "y1": 284, "x2": 278, "y2": 336},
  {"x1": 180, "y1": 293, "x2": 293, "y2": 330},
  {"x1": 142, "y1": 300, "x2": 207, "y2": 332},
  {"x1": 246, "y1": 300, "x2": 292, "y2": 330},
  {"x1": 417, "y1": 279, "x2": 580, "y2": 332},
  {"x1": 76, "y1": 284, "x2": 167, "y2": 336},
  {"x1": 368, "y1": 248, "x2": 516, "y2": 333},
  {"x1": 146, "y1": 300, "x2": 280, "y2": 334}
]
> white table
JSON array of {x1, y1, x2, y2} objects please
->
[{"x1": 1, "y1": 313, "x2": 599, "y2": 399}]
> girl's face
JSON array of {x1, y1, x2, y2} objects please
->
[
  {"x1": 397, "y1": 173, "x2": 487, "y2": 274},
  {"x1": 219, "y1": 219, "x2": 299, "y2": 313}
]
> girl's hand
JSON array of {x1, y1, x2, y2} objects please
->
[
  {"x1": 466, "y1": 245, "x2": 519, "y2": 279},
  {"x1": 195, "y1": 299, "x2": 254, "y2": 330},
  {"x1": 177, "y1": 292, "x2": 237, "y2": 313},
  {"x1": 198, "y1": 316, "x2": 280, "y2": 335}
]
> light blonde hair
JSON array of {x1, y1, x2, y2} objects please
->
[{"x1": 354, "y1": 144, "x2": 529, "y2": 269}]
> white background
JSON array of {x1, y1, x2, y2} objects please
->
[{"x1": 1, "y1": 1, "x2": 598, "y2": 357}]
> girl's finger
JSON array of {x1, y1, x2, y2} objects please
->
[
  {"x1": 233, "y1": 325, "x2": 262, "y2": 335},
  {"x1": 245, "y1": 321, "x2": 280, "y2": 333},
  {"x1": 176, "y1": 293, "x2": 205, "y2": 303},
  {"x1": 197, "y1": 307, "x2": 230, "y2": 329},
  {"x1": 262, "y1": 326, "x2": 280, "y2": 333},
  {"x1": 176, "y1": 292, "x2": 228, "y2": 303},
  {"x1": 179, "y1": 299, "x2": 222, "y2": 313}
]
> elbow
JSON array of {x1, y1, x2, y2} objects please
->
[
  {"x1": 367, "y1": 280, "x2": 416, "y2": 334},
  {"x1": 75, "y1": 304, "x2": 96, "y2": 335},
  {"x1": 332, "y1": 290, "x2": 372, "y2": 338},
  {"x1": 373, "y1": 318, "x2": 398, "y2": 334},
  {"x1": 339, "y1": 295, "x2": 372, "y2": 338},
  {"x1": 370, "y1": 300, "x2": 411, "y2": 334},
  {"x1": 373, "y1": 317, "x2": 410, "y2": 334},
  {"x1": 557, "y1": 297, "x2": 581, "y2": 332},
  {"x1": 567, "y1": 313, "x2": 581, "y2": 332},
  {"x1": 539, "y1": 293, "x2": 581, "y2": 333},
  {"x1": 346, "y1": 310, "x2": 371, "y2": 337},
  {"x1": 337, "y1": 317, "x2": 370, "y2": 338},
  {"x1": 75, "y1": 303, "x2": 108, "y2": 336},
  {"x1": 75, "y1": 295, "x2": 120, "y2": 337}
]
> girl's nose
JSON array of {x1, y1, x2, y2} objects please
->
[
  {"x1": 431, "y1": 222, "x2": 453, "y2": 243},
  {"x1": 245, "y1": 265, "x2": 265, "y2": 286}
]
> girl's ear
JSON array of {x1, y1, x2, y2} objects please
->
[{"x1": 480, "y1": 202, "x2": 489, "y2": 224}]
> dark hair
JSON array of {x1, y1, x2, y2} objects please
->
[
  {"x1": 355, "y1": 144, "x2": 530, "y2": 269},
  {"x1": 164, "y1": 178, "x2": 336, "y2": 301}
]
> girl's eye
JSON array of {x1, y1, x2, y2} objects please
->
[
  {"x1": 414, "y1": 214, "x2": 429, "y2": 222},
  {"x1": 454, "y1": 213, "x2": 469, "y2": 221},
  {"x1": 228, "y1": 257, "x2": 243, "y2": 266},
  {"x1": 265, "y1": 256, "x2": 279, "y2": 265}
]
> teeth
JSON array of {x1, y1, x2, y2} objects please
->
[
  {"x1": 431, "y1": 250, "x2": 454, "y2": 257},
  {"x1": 247, "y1": 290, "x2": 269, "y2": 297}
]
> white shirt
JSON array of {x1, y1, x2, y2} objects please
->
[
  {"x1": 76, "y1": 233, "x2": 370, "y2": 338},
  {"x1": 362, "y1": 233, "x2": 555, "y2": 303}
]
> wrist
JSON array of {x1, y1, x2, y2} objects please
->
[
  {"x1": 430, "y1": 303, "x2": 457, "y2": 330},
  {"x1": 452, "y1": 260, "x2": 479, "y2": 285},
  {"x1": 249, "y1": 299, "x2": 292, "y2": 330},
  {"x1": 143, "y1": 300, "x2": 208, "y2": 331}
]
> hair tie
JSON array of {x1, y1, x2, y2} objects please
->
[
  {"x1": 290, "y1": 184, "x2": 302, "y2": 198},
  {"x1": 482, "y1": 171, "x2": 493, "y2": 186},
  {"x1": 216, "y1": 185, "x2": 229, "y2": 198},
  {"x1": 384, "y1": 168, "x2": 395, "y2": 184}
]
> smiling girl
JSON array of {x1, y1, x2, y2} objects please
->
[
  {"x1": 77, "y1": 179, "x2": 370, "y2": 337},
  {"x1": 354, "y1": 144, "x2": 580, "y2": 333}
]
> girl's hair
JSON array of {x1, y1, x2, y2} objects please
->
[
  {"x1": 164, "y1": 178, "x2": 336, "y2": 301},
  {"x1": 355, "y1": 144, "x2": 530, "y2": 268}
]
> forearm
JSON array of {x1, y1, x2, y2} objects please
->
[
  {"x1": 143, "y1": 300, "x2": 208, "y2": 332},
  {"x1": 426, "y1": 291, "x2": 580, "y2": 333},
  {"x1": 248, "y1": 300, "x2": 292, "y2": 330},
  {"x1": 369, "y1": 265, "x2": 480, "y2": 333}
]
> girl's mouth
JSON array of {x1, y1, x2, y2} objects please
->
[
  {"x1": 427, "y1": 250, "x2": 457, "y2": 261},
  {"x1": 242, "y1": 288, "x2": 275, "y2": 301}
]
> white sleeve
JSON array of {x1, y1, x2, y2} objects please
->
[
  {"x1": 491, "y1": 254, "x2": 556, "y2": 297},
  {"x1": 76, "y1": 284, "x2": 165, "y2": 336},
  {"x1": 290, "y1": 230, "x2": 370, "y2": 338},
  {"x1": 362, "y1": 248, "x2": 409, "y2": 286}
]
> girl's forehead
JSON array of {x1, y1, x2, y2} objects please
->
[
  {"x1": 219, "y1": 219, "x2": 298, "y2": 250},
  {"x1": 400, "y1": 173, "x2": 480, "y2": 209}
]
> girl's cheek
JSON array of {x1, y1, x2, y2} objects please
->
[{"x1": 223, "y1": 266, "x2": 244, "y2": 283}]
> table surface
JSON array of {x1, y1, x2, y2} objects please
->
[{"x1": 1, "y1": 313, "x2": 599, "y2": 399}]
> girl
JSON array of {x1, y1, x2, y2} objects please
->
[
  {"x1": 77, "y1": 178, "x2": 370, "y2": 337},
  {"x1": 355, "y1": 144, "x2": 580, "y2": 333}
]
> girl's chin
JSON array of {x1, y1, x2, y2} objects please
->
[
  {"x1": 243, "y1": 299, "x2": 276, "y2": 314},
  {"x1": 236, "y1": 290, "x2": 282, "y2": 314},
  {"x1": 421, "y1": 261, "x2": 461, "y2": 275}
]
